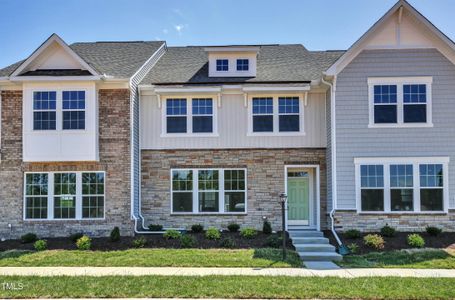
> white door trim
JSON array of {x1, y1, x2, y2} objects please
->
[{"x1": 284, "y1": 164, "x2": 320, "y2": 231}]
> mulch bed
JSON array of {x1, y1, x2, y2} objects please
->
[
  {"x1": 0, "y1": 232, "x2": 294, "y2": 252},
  {"x1": 324, "y1": 230, "x2": 455, "y2": 255}
]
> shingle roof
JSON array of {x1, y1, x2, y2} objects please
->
[
  {"x1": 20, "y1": 69, "x2": 93, "y2": 76},
  {"x1": 0, "y1": 41, "x2": 165, "y2": 79},
  {"x1": 141, "y1": 44, "x2": 345, "y2": 85}
]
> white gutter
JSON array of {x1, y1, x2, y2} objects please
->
[{"x1": 321, "y1": 75, "x2": 342, "y2": 246}]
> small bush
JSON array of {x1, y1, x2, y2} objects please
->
[
  {"x1": 227, "y1": 223, "x2": 240, "y2": 233},
  {"x1": 34, "y1": 239, "x2": 47, "y2": 251},
  {"x1": 21, "y1": 233, "x2": 37, "y2": 244},
  {"x1": 265, "y1": 235, "x2": 283, "y2": 248},
  {"x1": 148, "y1": 224, "x2": 163, "y2": 231},
  {"x1": 262, "y1": 220, "x2": 272, "y2": 234},
  {"x1": 110, "y1": 227, "x2": 120, "y2": 242},
  {"x1": 180, "y1": 235, "x2": 197, "y2": 248},
  {"x1": 132, "y1": 237, "x2": 147, "y2": 248},
  {"x1": 363, "y1": 234, "x2": 385, "y2": 250},
  {"x1": 344, "y1": 229, "x2": 361, "y2": 239},
  {"x1": 76, "y1": 235, "x2": 91, "y2": 251},
  {"x1": 347, "y1": 243, "x2": 359, "y2": 254},
  {"x1": 240, "y1": 227, "x2": 257, "y2": 239},
  {"x1": 205, "y1": 227, "x2": 221, "y2": 240},
  {"x1": 191, "y1": 224, "x2": 204, "y2": 233},
  {"x1": 380, "y1": 224, "x2": 396, "y2": 237},
  {"x1": 426, "y1": 226, "x2": 442, "y2": 236},
  {"x1": 407, "y1": 233, "x2": 425, "y2": 248},
  {"x1": 219, "y1": 237, "x2": 236, "y2": 248},
  {"x1": 69, "y1": 232, "x2": 84, "y2": 242},
  {"x1": 163, "y1": 229, "x2": 182, "y2": 240}
]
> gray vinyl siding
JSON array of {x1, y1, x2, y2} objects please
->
[
  {"x1": 335, "y1": 48, "x2": 455, "y2": 209},
  {"x1": 325, "y1": 89, "x2": 332, "y2": 211}
]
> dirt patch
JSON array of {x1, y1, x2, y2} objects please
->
[
  {"x1": 0, "y1": 232, "x2": 294, "y2": 251},
  {"x1": 324, "y1": 230, "x2": 455, "y2": 254}
]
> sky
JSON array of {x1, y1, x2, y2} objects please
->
[{"x1": 0, "y1": 0, "x2": 454, "y2": 68}]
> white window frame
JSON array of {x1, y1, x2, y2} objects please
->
[
  {"x1": 236, "y1": 58, "x2": 249, "y2": 71},
  {"x1": 368, "y1": 77, "x2": 433, "y2": 128},
  {"x1": 216, "y1": 59, "x2": 229, "y2": 72},
  {"x1": 161, "y1": 95, "x2": 218, "y2": 137},
  {"x1": 23, "y1": 171, "x2": 106, "y2": 221},
  {"x1": 247, "y1": 94, "x2": 305, "y2": 136},
  {"x1": 170, "y1": 168, "x2": 247, "y2": 215},
  {"x1": 354, "y1": 157, "x2": 449, "y2": 214},
  {"x1": 62, "y1": 90, "x2": 86, "y2": 131}
]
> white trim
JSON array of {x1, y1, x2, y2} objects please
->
[
  {"x1": 10, "y1": 76, "x2": 102, "y2": 82},
  {"x1": 204, "y1": 47, "x2": 260, "y2": 52},
  {"x1": 155, "y1": 87, "x2": 222, "y2": 94},
  {"x1": 242, "y1": 86, "x2": 310, "y2": 92},
  {"x1": 354, "y1": 157, "x2": 449, "y2": 214}
]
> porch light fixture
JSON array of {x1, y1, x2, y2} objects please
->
[{"x1": 279, "y1": 193, "x2": 288, "y2": 260}]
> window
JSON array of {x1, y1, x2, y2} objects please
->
[
  {"x1": 24, "y1": 171, "x2": 105, "y2": 220},
  {"x1": 368, "y1": 77, "x2": 432, "y2": 127},
  {"x1": 192, "y1": 98, "x2": 213, "y2": 133},
  {"x1": 25, "y1": 174, "x2": 48, "y2": 219},
  {"x1": 166, "y1": 99, "x2": 187, "y2": 133},
  {"x1": 216, "y1": 59, "x2": 229, "y2": 71},
  {"x1": 355, "y1": 158, "x2": 448, "y2": 213},
  {"x1": 278, "y1": 97, "x2": 300, "y2": 132},
  {"x1": 33, "y1": 91, "x2": 56, "y2": 130},
  {"x1": 237, "y1": 59, "x2": 249, "y2": 71},
  {"x1": 252, "y1": 97, "x2": 273, "y2": 132},
  {"x1": 171, "y1": 168, "x2": 246, "y2": 214},
  {"x1": 63, "y1": 91, "x2": 85, "y2": 130}
]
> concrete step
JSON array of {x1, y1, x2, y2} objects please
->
[
  {"x1": 291, "y1": 237, "x2": 330, "y2": 244},
  {"x1": 288, "y1": 231, "x2": 323, "y2": 238},
  {"x1": 294, "y1": 243, "x2": 336, "y2": 252},
  {"x1": 298, "y1": 252, "x2": 343, "y2": 262}
]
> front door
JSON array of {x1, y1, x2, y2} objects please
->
[{"x1": 287, "y1": 169, "x2": 311, "y2": 226}]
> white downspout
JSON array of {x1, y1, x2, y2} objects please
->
[{"x1": 321, "y1": 75, "x2": 342, "y2": 246}]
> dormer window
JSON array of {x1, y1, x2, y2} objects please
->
[
  {"x1": 237, "y1": 59, "x2": 249, "y2": 71},
  {"x1": 216, "y1": 59, "x2": 229, "y2": 71}
]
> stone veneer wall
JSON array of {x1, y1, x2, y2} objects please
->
[
  {"x1": 0, "y1": 89, "x2": 133, "y2": 238},
  {"x1": 334, "y1": 210, "x2": 455, "y2": 232},
  {"x1": 141, "y1": 148, "x2": 327, "y2": 230}
]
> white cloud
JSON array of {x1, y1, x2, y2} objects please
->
[
  {"x1": 173, "y1": 8, "x2": 184, "y2": 18},
  {"x1": 174, "y1": 24, "x2": 185, "y2": 35},
  {"x1": 162, "y1": 29, "x2": 169, "y2": 34}
]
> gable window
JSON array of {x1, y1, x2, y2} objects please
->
[
  {"x1": 166, "y1": 99, "x2": 187, "y2": 133},
  {"x1": 368, "y1": 77, "x2": 432, "y2": 127},
  {"x1": 355, "y1": 158, "x2": 448, "y2": 213},
  {"x1": 24, "y1": 171, "x2": 105, "y2": 220},
  {"x1": 192, "y1": 98, "x2": 213, "y2": 133},
  {"x1": 252, "y1": 97, "x2": 273, "y2": 132},
  {"x1": 278, "y1": 97, "x2": 300, "y2": 132},
  {"x1": 216, "y1": 59, "x2": 229, "y2": 71},
  {"x1": 237, "y1": 59, "x2": 249, "y2": 71},
  {"x1": 63, "y1": 91, "x2": 85, "y2": 130},
  {"x1": 33, "y1": 91, "x2": 56, "y2": 130},
  {"x1": 171, "y1": 168, "x2": 246, "y2": 214}
]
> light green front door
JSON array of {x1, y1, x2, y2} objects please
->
[{"x1": 287, "y1": 176, "x2": 310, "y2": 225}]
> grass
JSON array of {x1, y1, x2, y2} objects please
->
[
  {"x1": 0, "y1": 275, "x2": 455, "y2": 299},
  {"x1": 0, "y1": 248, "x2": 302, "y2": 268},
  {"x1": 339, "y1": 248, "x2": 455, "y2": 269}
]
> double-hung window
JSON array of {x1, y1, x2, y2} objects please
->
[
  {"x1": 278, "y1": 97, "x2": 300, "y2": 132},
  {"x1": 252, "y1": 97, "x2": 274, "y2": 132},
  {"x1": 33, "y1": 91, "x2": 57, "y2": 130},
  {"x1": 356, "y1": 158, "x2": 448, "y2": 213},
  {"x1": 368, "y1": 77, "x2": 432, "y2": 127},
  {"x1": 192, "y1": 98, "x2": 213, "y2": 133},
  {"x1": 171, "y1": 168, "x2": 246, "y2": 214},
  {"x1": 25, "y1": 173, "x2": 49, "y2": 219},
  {"x1": 63, "y1": 91, "x2": 86, "y2": 130},
  {"x1": 54, "y1": 173, "x2": 77, "y2": 219},
  {"x1": 166, "y1": 99, "x2": 187, "y2": 133}
]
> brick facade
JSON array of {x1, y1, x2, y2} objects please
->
[
  {"x1": 141, "y1": 148, "x2": 328, "y2": 230},
  {"x1": 0, "y1": 89, "x2": 133, "y2": 239}
]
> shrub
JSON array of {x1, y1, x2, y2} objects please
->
[
  {"x1": 21, "y1": 233, "x2": 38, "y2": 244},
  {"x1": 407, "y1": 233, "x2": 425, "y2": 248},
  {"x1": 132, "y1": 237, "x2": 147, "y2": 248},
  {"x1": 110, "y1": 227, "x2": 120, "y2": 242},
  {"x1": 227, "y1": 223, "x2": 240, "y2": 233},
  {"x1": 344, "y1": 229, "x2": 361, "y2": 239},
  {"x1": 205, "y1": 227, "x2": 221, "y2": 240},
  {"x1": 265, "y1": 235, "x2": 282, "y2": 248},
  {"x1": 34, "y1": 239, "x2": 47, "y2": 251},
  {"x1": 363, "y1": 234, "x2": 385, "y2": 250},
  {"x1": 219, "y1": 237, "x2": 236, "y2": 248},
  {"x1": 240, "y1": 227, "x2": 257, "y2": 239},
  {"x1": 148, "y1": 224, "x2": 163, "y2": 231},
  {"x1": 380, "y1": 224, "x2": 396, "y2": 237},
  {"x1": 426, "y1": 226, "x2": 442, "y2": 236},
  {"x1": 76, "y1": 235, "x2": 91, "y2": 251},
  {"x1": 180, "y1": 235, "x2": 197, "y2": 248},
  {"x1": 191, "y1": 224, "x2": 204, "y2": 233},
  {"x1": 347, "y1": 243, "x2": 359, "y2": 254},
  {"x1": 163, "y1": 229, "x2": 182, "y2": 240},
  {"x1": 262, "y1": 220, "x2": 272, "y2": 234},
  {"x1": 69, "y1": 232, "x2": 84, "y2": 242}
]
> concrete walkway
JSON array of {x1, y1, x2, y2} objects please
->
[{"x1": 1, "y1": 267, "x2": 455, "y2": 277}]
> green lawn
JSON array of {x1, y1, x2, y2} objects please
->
[
  {"x1": 0, "y1": 275, "x2": 454, "y2": 299},
  {"x1": 339, "y1": 249, "x2": 455, "y2": 269},
  {"x1": 0, "y1": 248, "x2": 302, "y2": 268}
]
